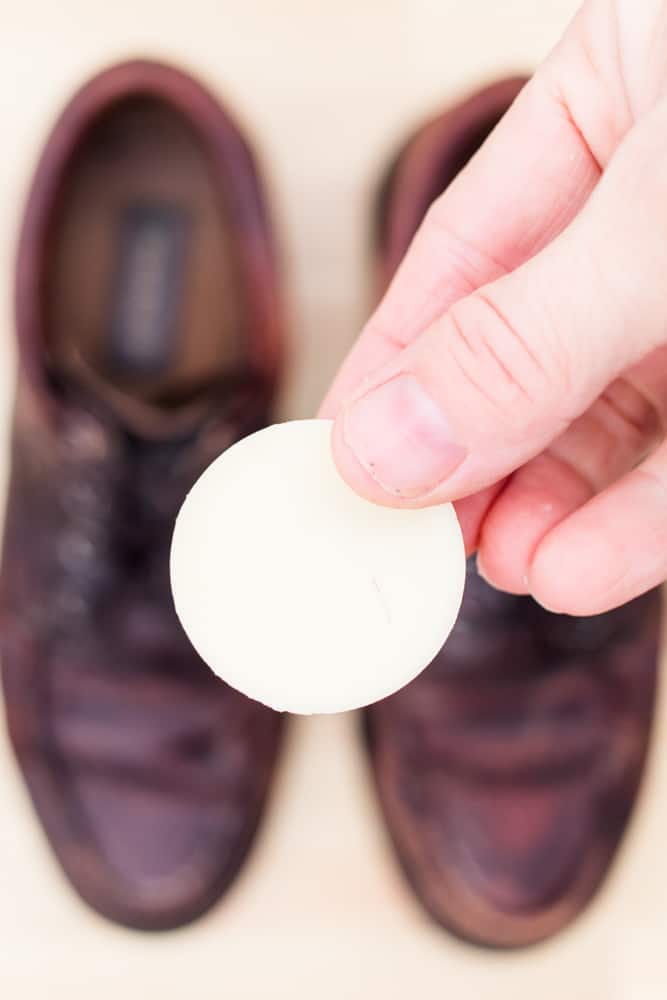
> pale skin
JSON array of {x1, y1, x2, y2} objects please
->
[{"x1": 320, "y1": 0, "x2": 667, "y2": 617}]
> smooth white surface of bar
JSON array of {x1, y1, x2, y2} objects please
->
[{"x1": 170, "y1": 419, "x2": 466, "y2": 714}]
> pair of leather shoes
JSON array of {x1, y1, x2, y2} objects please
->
[{"x1": 0, "y1": 61, "x2": 660, "y2": 945}]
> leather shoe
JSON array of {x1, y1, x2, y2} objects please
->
[
  {"x1": 1, "y1": 59, "x2": 285, "y2": 931},
  {"x1": 365, "y1": 79, "x2": 662, "y2": 949}
]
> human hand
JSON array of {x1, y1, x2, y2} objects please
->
[{"x1": 320, "y1": 0, "x2": 667, "y2": 616}]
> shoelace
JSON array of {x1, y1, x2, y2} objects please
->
[
  {"x1": 50, "y1": 371, "x2": 271, "y2": 641},
  {"x1": 386, "y1": 562, "x2": 633, "y2": 782},
  {"x1": 51, "y1": 406, "x2": 122, "y2": 634}
]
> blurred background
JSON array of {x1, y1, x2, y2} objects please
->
[{"x1": 0, "y1": 1, "x2": 665, "y2": 996}]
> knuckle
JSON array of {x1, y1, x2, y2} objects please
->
[
  {"x1": 442, "y1": 291, "x2": 569, "y2": 433},
  {"x1": 636, "y1": 461, "x2": 667, "y2": 509},
  {"x1": 422, "y1": 205, "x2": 509, "y2": 293},
  {"x1": 599, "y1": 374, "x2": 664, "y2": 449}
]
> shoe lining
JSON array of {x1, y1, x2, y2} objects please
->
[{"x1": 43, "y1": 95, "x2": 245, "y2": 412}]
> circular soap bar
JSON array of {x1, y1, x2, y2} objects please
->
[{"x1": 170, "y1": 419, "x2": 465, "y2": 715}]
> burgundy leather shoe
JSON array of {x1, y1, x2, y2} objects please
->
[
  {"x1": 0, "y1": 60, "x2": 284, "y2": 931},
  {"x1": 365, "y1": 79, "x2": 663, "y2": 949}
]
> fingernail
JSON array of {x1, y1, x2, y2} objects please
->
[{"x1": 342, "y1": 373, "x2": 467, "y2": 498}]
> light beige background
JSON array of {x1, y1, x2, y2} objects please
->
[{"x1": 1, "y1": 1, "x2": 665, "y2": 997}]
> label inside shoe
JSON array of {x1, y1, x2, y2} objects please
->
[{"x1": 108, "y1": 202, "x2": 190, "y2": 377}]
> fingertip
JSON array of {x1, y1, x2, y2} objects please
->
[
  {"x1": 330, "y1": 411, "x2": 404, "y2": 508},
  {"x1": 475, "y1": 544, "x2": 530, "y2": 595},
  {"x1": 454, "y1": 483, "x2": 506, "y2": 556},
  {"x1": 330, "y1": 409, "x2": 462, "y2": 510},
  {"x1": 527, "y1": 529, "x2": 621, "y2": 616}
]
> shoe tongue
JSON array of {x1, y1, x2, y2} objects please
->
[
  {"x1": 50, "y1": 351, "x2": 215, "y2": 438},
  {"x1": 49, "y1": 349, "x2": 255, "y2": 443}
]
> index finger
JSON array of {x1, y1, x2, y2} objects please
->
[{"x1": 319, "y1": 17, "x2": 607, "y2": 417}]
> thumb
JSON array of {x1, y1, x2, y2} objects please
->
[{"x1": 332, "y1": 101, "x2": 667, "y2": 506}]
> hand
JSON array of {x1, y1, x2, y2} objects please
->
[{"x1": 320, "y1": 0, "x2": 667, "y2": 617}]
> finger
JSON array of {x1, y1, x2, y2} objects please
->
[
  {"x1": 331, "y1": 95, "x2": 667, "y2": 508},
  {"x1": 320, "y1": 1, "x2": 630, "y2": 419},
  {"x1": 527, "y1": 440, "x2": 667, "y2": 615},
  {"x1": 455, "y1": 482, "x2": 507, "y2": 554},
  {"x1": 477, "y1": 363, "x2": 666, "y2": 592}
]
